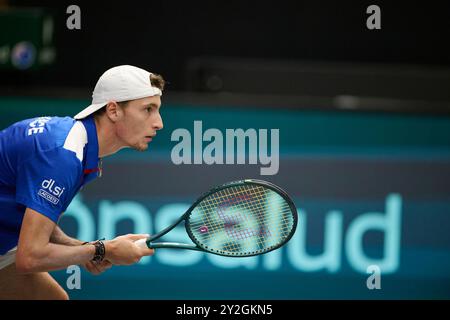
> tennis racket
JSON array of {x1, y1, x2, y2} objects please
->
[{"x1": 134, "y1": 179, "x2": 298, "y2": 257}]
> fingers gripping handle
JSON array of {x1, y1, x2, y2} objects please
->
[{"x1": 134, "y1": 238, "x2": 149, "y2": 249}]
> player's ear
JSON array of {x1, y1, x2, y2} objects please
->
[{"x1": 105, "y1": 101, "x2": 123, "y2": 122}]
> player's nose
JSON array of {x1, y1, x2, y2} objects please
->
[{"x1": 153, "y1": 112, "x2": 163, "y2": 130}]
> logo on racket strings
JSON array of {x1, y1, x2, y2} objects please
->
[{"x1": 217, "y1": 195, "x2": 272, "y2": 240}]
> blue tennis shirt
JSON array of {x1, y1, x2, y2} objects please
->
[{"x1": 0, "y1": 116, "x2": 101, "y2": 255}]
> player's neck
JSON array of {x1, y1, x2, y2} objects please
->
[{"x1": 94, "y1": 116, "x2": 126, "y2": 158}]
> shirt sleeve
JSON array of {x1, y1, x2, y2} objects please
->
[{"x1": 15, "y1": 147, "x2": 82, "y2": 223}]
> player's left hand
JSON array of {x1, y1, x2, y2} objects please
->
[{"x1": 82, "y1": 259, "x2": 113, "y2": 275}]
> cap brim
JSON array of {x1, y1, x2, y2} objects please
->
[{"x1": 74, "y1": 103, "x2": 106, "y2": 120}]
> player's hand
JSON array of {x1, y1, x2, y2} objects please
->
[
  {"x1": 82, "y1": 259, "x2": 113, "y2": 275},
  {"x1": 104, "y1": 234, "x2": 154, "y2": 265}
]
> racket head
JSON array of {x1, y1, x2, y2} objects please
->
[{"x1": 184, "y1": 179, "x2": 298, "y2": 257}]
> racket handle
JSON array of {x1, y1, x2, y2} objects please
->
[{"x1": 134, "y1": 238, "x2": 149, "y2": 249}]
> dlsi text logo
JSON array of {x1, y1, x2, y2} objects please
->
[
  {"x1": 38, "y1": 178, "x2": 66, "y2": 205},
  {"x1": 62, "y1": 194, "x2": 402, "y2": 274}
]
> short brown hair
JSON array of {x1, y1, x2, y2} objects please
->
[
  {"x1": 92, "y1": 73, "x2": 166, "y2": 118},
  {"x1": 150, "y1": 73, "x2": 165, "y2": 91}
]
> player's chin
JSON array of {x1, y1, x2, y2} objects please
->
[{"x1": 132, "y1": 142, "x2": 149, "y2": 152}]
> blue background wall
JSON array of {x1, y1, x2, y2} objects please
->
[{"x1": 1, "y1": 97, "x2": 450, "y2": 299}]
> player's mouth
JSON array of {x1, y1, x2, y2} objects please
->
[{"x1": 145, "y1": 135, "x2": 155, "y2": 142}]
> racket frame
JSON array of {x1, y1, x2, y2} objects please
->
[{"x1": 144, "y1": 179, "x2": 298, "y2": 257}]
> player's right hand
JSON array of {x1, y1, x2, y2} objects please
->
[{"x1": 104, "y1": 234, "x2": 154, "y2": 265}]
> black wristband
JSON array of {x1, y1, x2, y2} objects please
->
[{"x1": 91, "y1": 239, "x2": 106, "y2": 263}]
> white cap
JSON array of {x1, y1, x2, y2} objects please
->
[{"x1": 74, "y1": 65, "x2": 163, "y2": 120}]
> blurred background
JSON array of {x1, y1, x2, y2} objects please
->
[{"x1": 1, "y1": 0, "x2": 450, "y2": 299}]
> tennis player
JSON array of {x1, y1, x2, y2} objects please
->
[{"x1": 0, "y1": 65, "x2": 164, "y2": 299}]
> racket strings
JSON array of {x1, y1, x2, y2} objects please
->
[
  {"x1": 191, "y1": 186, "x2": 292, "y2": 241},
  {"x1": 192, "y1": 186, "x2": 292, "y2": 240},
  {"x1": 203, "y1": 197, "x2": 293, "y2": 242},
  {"x1": 188, "y1": 184, "x2": 295, "y2": 255},
  {"x1": 199, "y1": 193, "x2": 292, "y2": 254},
  {"x1": 191, "y1": 186, "x2": 266, "y2": 237}
]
